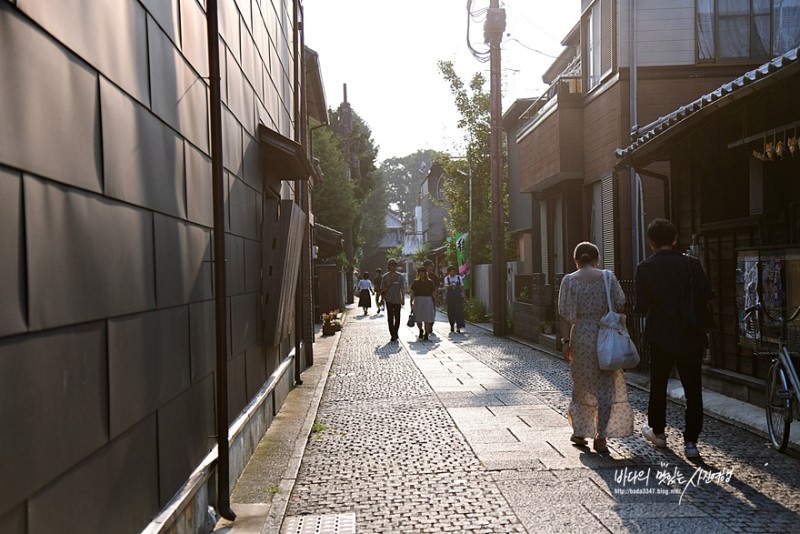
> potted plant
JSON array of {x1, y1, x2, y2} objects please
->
[{"x1": 321, "y1": 309, "x2": 342, "y2": 336}]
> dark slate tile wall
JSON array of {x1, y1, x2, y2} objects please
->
[
  {"x1": 148, "y1": 16, "x2": 210, "y2": 153},
  {"x1": 18, "y1": 0, "x2": 150, "y2": 107},
  {"x1": 154, "y1": 213, "x2": 213, "y2": 308},
  {"x1": 0, "y1": 504, "x2": 25, "y2": 534},
  {"x1": 0, "y1": 5, "x2": 102, "y2": 193},
  {"x1": 157, "y1": 375, "x2": 216, "y2": 507},
  {"x1": 27, "y1": 417, "x2": 160, "y2": 534},
  {"x1": 0, "y1": 167, "x2": 26, "y2": 337},
  {"x1": 190, "y1": 299, "x2": 217, "y2": 383},
  {"x1": 108, "y1": 307, "x2": 191, "y2": 438},
  {"x1": 180, "y1": 0, "x2": 209, "y2": 78},
  {"x1": 0, "y1": 323, "x2": 108, "y2": 518},
  {"x1": 2, "y1": 0, "x2": 302, "y2": 529},
  {"x1": 101, "y1": 77, "x2": 187, "y2": 219},
  {"x1": 186, "y1": 142, "x2": 214, "y2": 228},
  {"x1": 24, "y1": 177, "x2": 156, "y2": 331}
]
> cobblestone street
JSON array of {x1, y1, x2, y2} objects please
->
[{"x1": 281, "y1": 307, "x2": 800, "y2": 533}]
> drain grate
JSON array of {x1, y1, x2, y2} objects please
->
[{"x1": 282, "y1": 513, "x2": 356, "y2": 534}]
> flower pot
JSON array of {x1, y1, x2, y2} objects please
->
[{"x1": 322, "y1": 323, "x2": 337, "y2": 336}]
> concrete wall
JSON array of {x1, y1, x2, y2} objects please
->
[{"x1": 0, "y1": 1, "x2": 302, "y2": 532}]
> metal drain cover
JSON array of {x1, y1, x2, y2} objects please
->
[{"x1": 282, "y1": 513, "x2": 356, "y2": 534}]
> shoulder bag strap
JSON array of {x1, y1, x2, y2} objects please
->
[{"x1": 603, "y1": 270, "x2": 613, "y2": 312}]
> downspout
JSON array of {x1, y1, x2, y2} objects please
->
[
  {"x1": 293, "y1": 0, "x2": 304, "y2": 386},
  {"x1": 629, "y1": 0, "x2": 641, "y2": 268},
  {"x1": 206, "y1": 0, "x2": 236, "y2": 521}
]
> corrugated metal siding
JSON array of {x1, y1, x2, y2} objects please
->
[{"x1": 601, "y1": 174, "x2": 615, "y2": 269}]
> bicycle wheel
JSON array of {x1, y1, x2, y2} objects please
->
[{"x1": 765, "y1": 360, "x2": 792, "y2": 452}]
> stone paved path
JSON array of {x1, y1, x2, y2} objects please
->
[{"x1": 282, "y1": 306, "x2": 800, "y2": 533}]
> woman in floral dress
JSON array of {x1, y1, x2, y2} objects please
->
[{"x1": 558, "y1": 242, "x2": 634, "y2": 453}]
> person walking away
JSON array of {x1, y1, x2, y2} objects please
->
[
  {"x1": 380, "y1": 259, "x2": 406, "y2": 342},
  {"x1": 410, "y1": 267, "x2": 437, "y2": 340},
  {"x1": 444, "y1": 265, "x2": 466, "y2": 333},
  {"x1": 356, "y1": 271, "x2": 373, "y2": 316},
  {"x1": 558, "y1": 241, "x2": 634, "y2": 453},
  {"x1": 635, "y1": 218, "x2": 713, "y2": 459},
  {"x1": 423, "y1": 259, "x2": 441, "y2": 337},
  {"x1": 372, "y1": 268, "x2": 384, "y2": 313}
]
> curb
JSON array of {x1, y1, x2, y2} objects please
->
[{"x1": 257, "y1": 314, "x2": 346, "y2": 533}]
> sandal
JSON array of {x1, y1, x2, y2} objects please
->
[
  {"x1": 570, "y1": 435, "x2": 588, "y2": 447},
  {"x1": 593, "y1": 438, "x2": 609, "y2": 453}
]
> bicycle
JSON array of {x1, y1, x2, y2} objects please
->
[{"x1": 743, "y1": 301, "x2": 800, "y2": 451}]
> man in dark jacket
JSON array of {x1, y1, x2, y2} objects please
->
[{"x1": 635, "y1": 218, "x2": 713, "y2": 459}]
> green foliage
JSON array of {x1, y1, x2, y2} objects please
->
[
  {"x1": 412, "y1": 242, "x2": 432, "y2": 264},
  {"x1": 437, "y1": 60, "x2": 515, "y2": 264},
  {"x1": 358, "y1": 171, "x2": 388, "y2": 263},
  {"x1": 463, "y1": 299, "x2": 488, "y2": 323},
  {"x1": 385, "y1": 244, "x2": 403, "y2": 263},
  {"x1": 312, "y1": 107, "x2": 380, "y2": 270},
  {"x1": 312, "y1": 127, "x2": 356, "y2": 232},
  {"x1": 380, "y1": 149, "x2": 441, "y2": 226}
]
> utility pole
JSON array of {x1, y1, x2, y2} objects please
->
[
  {"x1": 485, "y1": 2, "x2": 506, "y2": 336},
  {"x1": 339, "y1": 84, "x2": 356, "y2": 304}
]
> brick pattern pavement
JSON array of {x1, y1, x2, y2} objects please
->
[{"x1": 283, "y1": 308, "x2": 800, "y2": 533}]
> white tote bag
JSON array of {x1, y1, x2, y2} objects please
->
[{"x1": 597, "y1": 270, "x2": 640, "y2": 371}]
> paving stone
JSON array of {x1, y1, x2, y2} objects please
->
[{"x1": 278, "y1": 309, "x2": 800, "y2": 533}]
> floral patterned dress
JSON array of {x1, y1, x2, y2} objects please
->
[{"x1": 558, "y1": 271, "x2": 634, "y2": 439}]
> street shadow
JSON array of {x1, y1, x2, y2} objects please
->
[{"x1": 375, "y1": 342, "x2": 402, "y2": 359}]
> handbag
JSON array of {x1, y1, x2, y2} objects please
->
[
  {"x1": 597, "y1": 270, "x2": 640, "y2": 371},
  {"x1": 407, "y1": 312, "x2": 416, "y2": 327}
]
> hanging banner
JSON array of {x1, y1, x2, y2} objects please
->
[{"x1": 455, "y1": 232, "x2": 471, "y2": 291}]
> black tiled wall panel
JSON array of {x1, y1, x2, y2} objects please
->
[
  {"x1": 180, "y1": 0, "x2": 209, "y2": 77},
  {"x1": 18, "y1": 0, "x2": 150, "y2": 106},
  {"x1": 189, "y1": 299, "x2": 216, "y2": 383},
  {"x1": 243, "y1": 133, "x2": 262, "y2": 191},
  {"x1": 24, "y1": 177, "x2": 156, "y2": 331},
  {"x1": 227, "y1": 352, "x2": 247, "y2": 422},
  {"x1": 141, "y1": 0, "x2": 180, "y2": 44},
  {"x1": 229, "y1": 177, "x2": 259, "y2": 240},
  {"x1": 0, "y1": 323, "x2": 108, "y2": 518},
  {"x1": 244, "y1": 238, "x2": 262, "y2": 293},
  {"x1": 223, "y1": 107, "x2": 244, "y2": 177},
  {"x1": 231, "y1": 292, "x2": 259, "y2": 356},
  {"x1": 245, "y1": 346, "x2": 267, "y2": 400},
  {"x1": 0, "y1": 504, "x2": 25, "y2": 534},
  {"x1": 185, "y1": 142, "x2": 214, "y2": 228},
  {"x1": 148, "y1": 16, "x2": 209, "y2": 153},
  {"x1": 154, "y1": 213, "x2": 213, "y2": 308},
  {"x1": 0, "y1": 5, "x2": 101, "y2": 193},
  {"x1": 226, "y1": 233, "x2": 246, "y2": 296},
  {"x1": 0, "y1": 168, "x2": 26, "y2": 337},
  {"x1": 27, "y1": 416, "x2": 159, "y2": 534},
  {"x1": 101, "y1": 78, "x2": 187, "y2": 219},
  {"x1": 157, "y1": 375, "x2": 215, "y2": 507},
  {"x1": 108, "y1": 307, "x2": 191, "y2": 438}
]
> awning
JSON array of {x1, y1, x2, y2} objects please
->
[
  {"x1": 615, "y1": 47, "x2": 800, "y2": 169},
  {"x1": 258, "y1": 123, "x2": 313, "y2": 182}
]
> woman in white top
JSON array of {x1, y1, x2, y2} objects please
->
[
  {"x1": 357, "y1": 271, "x2": 374, "y2": 315},
  {"x1": 444, "y1": 265, "x2": 466, "y2": 333}
]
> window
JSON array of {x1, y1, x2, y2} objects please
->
[
  {"x1": 698, "y1": 0, "x2": 800, "y2": 61},
  {"x1": 585, "y1": 0, "x2": 614, "y2": 91},
  {"x1": 589, "y1": 177, "x2": 615, "y2": 269}
]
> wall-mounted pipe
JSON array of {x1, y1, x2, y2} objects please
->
[
  {"x1": 293, "y1": 0, "x2": 304, "y2": 386},
  {"x1": 205, "y1": 0, "x2": 236, "y2": 521}
]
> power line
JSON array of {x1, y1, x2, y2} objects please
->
[
  {"x1": 466, "y1": 0, "x2": 490, "y2": 63},
  {"x1": 503, "y1": 37, "x2": 560, "y2": 58}
]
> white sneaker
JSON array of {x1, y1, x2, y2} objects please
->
[{"x1": 641, "y1": 425, "x2": 667, "y2": 448}]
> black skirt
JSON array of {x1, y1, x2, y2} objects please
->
[{"x1": 358, "y1": 289, "x2": 372, "y2": 308}]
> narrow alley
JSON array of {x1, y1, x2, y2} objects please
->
[{"x1": 222, "y1": 306, "x2": 800, "y2": 533}]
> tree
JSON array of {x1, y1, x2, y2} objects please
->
[
  {"x1": 437, "y1": 61, "x2": 516, "y2": 266},
  {"x1": 358, "y1": 169, "x2": 388, "y2": 264},
  {"x1": 437, "y1": 60, "x2": 492, "y2": 265},
  {"x1": 312, "y1": 126, "x2": 356, "y2": 234},
  {"x1": 380, "y1": 149, "x2": 441, "y2": 226}
]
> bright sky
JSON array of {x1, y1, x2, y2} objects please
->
[{"x1": 303, "y1": 1, "x2": 580, "y2": 162}]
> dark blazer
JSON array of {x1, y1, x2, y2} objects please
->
[{"x1": 635, "y1": 249, "x2": 713, "y2": 355}]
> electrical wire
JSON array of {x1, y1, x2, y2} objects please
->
[
  {"x1": 466, "y1": 0, "x2": 490, "y2": 63},
  {"x1": 503, "y1": 37, "x2": 560, "y2": 58}
]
